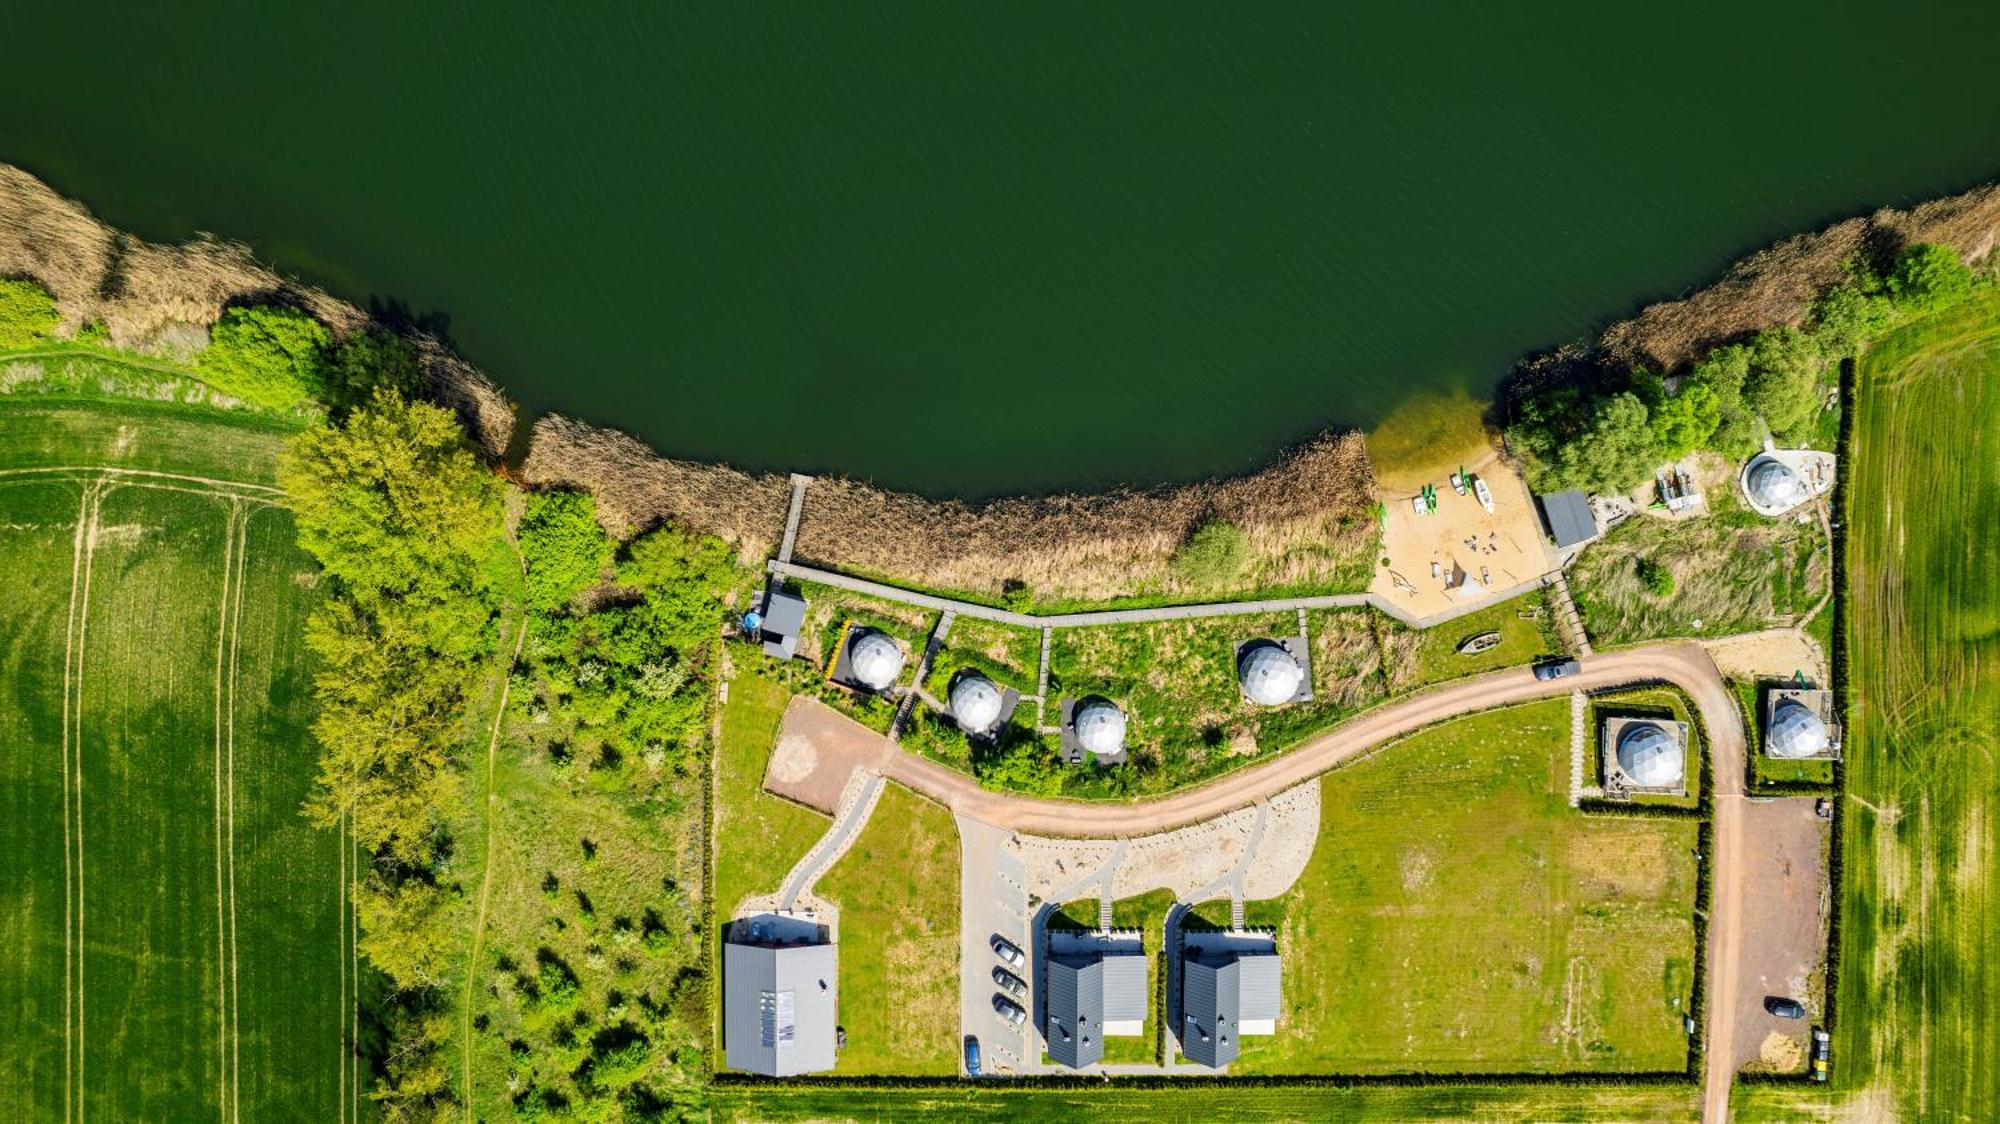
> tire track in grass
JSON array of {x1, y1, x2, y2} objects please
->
[
  {"x1": 58, "y1": 480, "x2": 97, "y2": 1124},
  {"x1": 211, "y1": 502, "x2": 241, "y2": 1123},
  {"x1": 460, "y1": 606, "x2": 529, "y2": 1116},
  {"x1": 224, "y1": 502, "x2": 249, "y2": 1124},
  {"x1": 69, "y1": 480, "x2": 105, "y2": 1123}
]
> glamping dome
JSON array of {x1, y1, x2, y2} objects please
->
[
  {"x1": 846, "y1": 629, "x2": 905, "y2": 691},
  {"x1": 1239, "y1": 643, "x2": 1304, "y2": 706},
  {"x1": 1072, "y1": 698, "x2": 1127, "y2": 757},
  {"x1": 950, "y1": 672, "x2": 1005, "y2": 734},
  {"x1": 1767, "y1": 699, "x2": 1831, "y2": 759},
  {"x1": 1745, "y1": 456, "x2": 1808, "y2": 512},
  {"x1": 1615, "y1": 722, "x2": 1685, "y2": 789}
]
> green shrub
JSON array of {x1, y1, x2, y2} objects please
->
[
  {"x1": 1636, "y1": 556, "x2": 1675, "y2": 597},
  {"x1": 1742, "y1": 326, "x2": 1825, "y2": 436},
  {"x1": 0, "y1": 277, "x2": 60, "y2": 349},
  {"x1": 520, "y1": 490, "x2": 614, "y2": 612},
  {"x1": 1170, "y1": 519, "x2": 1248, "y2": 585},
  {"x1": 196, "y1": 305, "x2": 332, "y2": 410},
  {"x1": 1887, "y1": 242, "x2": 1974, "y2": 314}
]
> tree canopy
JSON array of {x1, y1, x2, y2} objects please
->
[{"x1": 1887, "y1": 242, "x2": 1975, "y2": 314}]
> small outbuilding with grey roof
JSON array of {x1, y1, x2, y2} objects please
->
[
  {"x1": 756, "y1": 588, "x2": 808, "y2": 659},
  {"x1": 722, "y1": 917, "x2": 838, "y2": 1077},
  {"x1": 1536, "y1": 489, "x2": 1598, "y2": 550},
  {"x1": 1179, "y1": 930, "x2": 1282, "y2": 1068}
]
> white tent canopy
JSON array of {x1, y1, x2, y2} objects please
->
[
  {"x1": 1073, "y1": 699, "x2": 1127, "y2": 756},
  {"x1": 950, "y1": 673, "x2": 1004, "y2": 733},
  {"x1": 1615, "y1": 721, "x2": 1685, "y2": 788},
  {"x1": 1239, "y1": 644, "x2": 1304, "y2": 706},
  {"x1": 1767, "y1": 699, "x2": 1831, "y2": 758},
  {"x1": 847, "y1": 629, "x2": 904, "y2": 690}
]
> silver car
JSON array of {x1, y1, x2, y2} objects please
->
[
  {"x1": 990, "y1": 934, "x2": 1025, "y2": 968},
  {"x1": 992, "y1": 966, "x2": 1027, "y2": 997},
  {"x1": 992, "y1": 994, "x2": 1027, "y2": 1027}
]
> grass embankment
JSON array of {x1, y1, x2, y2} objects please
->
[
  {"x1": 1377, "y1": 591, "x2": 1563, "y2": 691},
  {"x1": 1571, "y1": 486, "x2": 1828, "y2": 646},
  {"x1": 817, "y1": 785, "x2": 960, "y2": 1075},
  {"x1": 1200, "y1": 700, "x2": 1696, "y2": 1075},
  {"x1": 0, "y1": 408, "x2": 345, "y2": 1118},
  {"x1": 1739, "y1": 294, "x2": 2000, "y2": 1121}
]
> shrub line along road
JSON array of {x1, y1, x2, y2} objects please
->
[{"x1": 785, "y1": 639, "x2": 1748, "y2": 1119}]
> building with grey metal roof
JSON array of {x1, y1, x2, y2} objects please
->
[
  {"x1": 1537, "y1": 489, "x2": 1598, "y2": 550},
  {"x1": 758, "y1": 588, "x2": 808, "y2": 659},
  {"x1": 1043, "y1": 930, "x2": 1149, "y2": 1069},
  {"x1": 1179, "y1": 931, "x2": 1282, "y2": 1068},
  {"x1": 722, "y1": 919, "x2": 838, "y2": 1076}
]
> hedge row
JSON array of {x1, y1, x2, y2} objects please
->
[{"x1": 711, "y1": 1071, "x2": 1698, "y2": 1090}]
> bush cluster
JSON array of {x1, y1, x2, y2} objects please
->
[
  {"x1": 1509, "y1": 243, "x2": 1979, "y2": 493},
  {"x1": 0, "y1": 277, "x2": 60, "y2": 349}
]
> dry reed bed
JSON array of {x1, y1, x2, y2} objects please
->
[
  {"x1": 0, "y1": 164, "x2": 515, "y2": 453},
  {"x1": 1600, "y1": 181, "x2": 2000, "y2": 373},
  {"x1": 794, "y1": 432, "x2": 1377, "y2": 602}
]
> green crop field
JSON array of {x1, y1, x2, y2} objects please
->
[
  {"x1": 1807, "y1": 293, "x2": 2000, "y2": 1119},
  {"x1": 1204, "y1": 699, "x2": 1697, "y2": 1075},
  {"x1": 0, "y1": 403, "x2": 353, "y2": 1120}
]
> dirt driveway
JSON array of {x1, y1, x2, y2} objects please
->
[{"x1": 1728, "y1": 797, "x2": 1831, "y2": 1075}]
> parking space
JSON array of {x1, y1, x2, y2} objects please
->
[{"x1": 1729, "y1": 796, "x2": 1831, "y2": 1074}]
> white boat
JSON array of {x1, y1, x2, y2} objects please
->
[{"x1": 1472, "y1": 475, "x2": 1495, "y2": 513}]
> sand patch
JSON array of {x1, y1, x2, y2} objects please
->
[{"x1": 766, "y1": 732, "x2": 819, "y2": 784}]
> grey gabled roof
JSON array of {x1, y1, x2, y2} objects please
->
[
  {"x1": 1179, "y1": 947, "x2": 1281, "y2": 1069},
  {"x1": 1538, "y1": 489, "x2": 1597, "y2": 549},
  {"x1": 1043, "y1": 958, "x2": 1106, "y2": 1069},
  {"x1": 1181, "y1": 957, "x2": 1240, "y2": 1067},
  {"x1": 722, "y1": 939, "x2": 837, "y2": 1076}
]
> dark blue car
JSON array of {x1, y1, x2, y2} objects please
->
[{"x1": 963, "y1": 1035, "x2": 982, "y2": 1076}]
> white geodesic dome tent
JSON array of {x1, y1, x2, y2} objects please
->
[
  {"x1": 1239, "y1": 643, "x2": 1304, "y2": 706},
  {"x1": 1767, "y1": 699, "x2": 1831, "y2": 759},
  {"x1": 950, "y1": 672, "x2": 1004, "y2": 733},
  {"x1": 1615, "y1": 721, "x2": 1685, "y2": 788},
  {"x1": 1073, "y1": 698, "x2": 1127, "y2": 757},
  {"x1": 1745, "y1": 456, "x2": 1807, "y2": 511},
  {"x1": 847, "y1": 629, "x2": 904, "y2": 690}
]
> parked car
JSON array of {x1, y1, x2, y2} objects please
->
[
  {"x1": 1533, "y1": 657, "x2": 1582, "y2": 681},
  {"x1": 1811, "y1": 1027, "x2": 1831, "y2": 1082},
  {"x1": 963, "y1": 1035, "x2": 982, "y2": 1076},
  {"x1": 991, "y1": 934, "x2": 1026, "y2": 968},
  {"x1": 992, "y1": 994, "x2": 1027, "y2": 1027},
  {"x1": 1764, "y1": 996, "x2": 1807, "y2": 1019},
  {"x1": 992, "y1": 966, "x2": 1027, "y2": 997}
]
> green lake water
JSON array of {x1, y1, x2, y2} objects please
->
[{"x1": 2, "y1": 3, "x2": 1998, "y2": 496}]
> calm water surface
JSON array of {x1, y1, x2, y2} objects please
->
[{"x1": 3, "y1": 4, "x2": 1998, "y2": 495}]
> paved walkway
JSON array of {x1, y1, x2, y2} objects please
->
[
  {"x1": 769, "y1": 558, "x2": 1554, "y2": 633},
  {"x1": 775, "y1": 770, "x2": 883, "y2": 910}
]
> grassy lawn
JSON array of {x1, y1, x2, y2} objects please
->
[
  {"x1": 712, "y1": 674, "x2": 826, "y2": 924},
  {"x1": 921, "y1": 615, "x2": 1041, "y2": 697},
  {"x1": 1570, "y1": 487, "x2": 1828, "y2": 646},
  {"x1": 817, "y1": 784, "x2": 960, "y2": 1075},
  {"x1": 0, "y1": 397, "x2": 301, "y2": 482},
  {"x1": 1828, "y1": 293, "x2": 2000, "y2": 1118},
  {"x1": 1214, "y1": 699, "x2": 1697, "y2": 1075},
  {"x1": 1380, "y1": 590, "x2": 1562, "y2": 692},
  {"x1": 0, "y1": 465, "x2": 345, "y2": 1117}
]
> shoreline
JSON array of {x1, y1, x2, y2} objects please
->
[{"x1": 6, "y1": 159, "x2": 1998, "y2": 567}]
